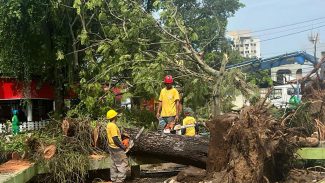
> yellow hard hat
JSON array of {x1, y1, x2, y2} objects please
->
[{"x1": 106, "y1": 109, "x2": 118, "y2": 120}]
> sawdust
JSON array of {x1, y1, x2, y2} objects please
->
[{"x1": 0, "y1": 160, "x2": 32, "y2": 173}]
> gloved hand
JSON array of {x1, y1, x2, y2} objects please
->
[{"x1": 125, "y1": 140, "x2": 134, "y2": 153}]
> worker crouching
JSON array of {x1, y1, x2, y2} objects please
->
[
  {"x1": 181, "y1": 108, "x2": 198, "y2": 136},
  {"x1": 106, "y1": 109, "x2": 129, "y2": 183}
]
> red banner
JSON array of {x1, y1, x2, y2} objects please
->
[{"x1": 0, "y1": 79, "x2": 54, "y2": 100}]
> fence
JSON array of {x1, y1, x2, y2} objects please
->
[{"x1": 0, "y1": 120, "x2": 50, "y2": 134}]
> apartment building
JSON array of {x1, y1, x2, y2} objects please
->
[{"x1": 227, "y1": 30, "x2": 261, "y2": 58}]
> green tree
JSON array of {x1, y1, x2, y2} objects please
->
[
  {"x1": 247, "y1": 70, "x2": 273, "y2": 88},
  {"x1": 0, "y1": 0, "x2": 81, "y2": 118},
  {"x1": 72, "y1": 0, "x2": 253, "y2": 117},
  {"x1": 0, "y1": 0, "x2": 251, "y2": 118}
]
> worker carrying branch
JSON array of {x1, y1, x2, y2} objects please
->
[
  {"x1": 156, "y1": 75, "x2": 180, "y2": 133},
  {"x1": 106, "y1": 109, "x2": 129, "y2": 183}
]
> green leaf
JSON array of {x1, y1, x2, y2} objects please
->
[
  {"x1": 190, "y1": 32, "x2": 199, "y2": 41},
  {"x1": 152, "y1": 1, "x2": 160, "y2": 8},
  {"x1": 56, "y1": 50, "x2": 65, "y2": 60},
  {"x1": 79, "y1": 29, "x2": 88, "y2": 45},
  {"x1": 73, "y1": 0, "x2": 82, "y2": 15}
]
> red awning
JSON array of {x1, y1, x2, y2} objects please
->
[{"x1": 0, "y1": 79, "x2": 55, "y2": 100}]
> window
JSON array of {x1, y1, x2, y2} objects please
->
[
  {"x1": 287, "y1": 88, "x2": 301, "y2": 95},
  {"x1": 270, "y1": 89, "x2": 282, "y2": 99},
  {"x1": 245, "y1": 51, "x2": 249, "y2": 53},
  {"x1": 296, "y1": 69, "x2": 302, "y2": 79},
  {"x1": 276, "y1": 70, "x2": 292, "y2": 84}
]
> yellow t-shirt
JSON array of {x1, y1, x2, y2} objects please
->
[
  {"x1": 106, "y1": 122, "x2": 122, "y2": 149},
  {"x1": 158, "y1": 88, "x2": 180, "y2": 117},
  {"x1": 182, "y1": 116, "x2": 196, "y2": 136}
]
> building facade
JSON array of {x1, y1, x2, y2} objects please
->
[
  {"x1": 227, "y1": 30, "x2": 261, "y2": 58},
  {"x1": 0, "y1": 78, "x2": 55, "y2": 124}
]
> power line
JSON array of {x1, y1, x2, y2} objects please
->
[
  {"x1": 255, "y1": 21, "x2": 325, "y2": 38},
  {"x1": 252, "y1": 16, "x2": 325, "y2": 33},
  {"x1": 305, "y1": 45, "x2": 325, "y2": 51},
  {"x1": 228, "y1": 16, "x2": 325, "y2": 36},
  {"x1": 258, "y1": 24, "x2": 325, "y2": 43}
]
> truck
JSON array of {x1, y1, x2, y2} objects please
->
[{"x1": 269, "y1": 84, "x2": 301, "y2": 108}]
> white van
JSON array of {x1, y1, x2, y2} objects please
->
[{"x1": 269, "y1": 84, "x2": 301, "y2": 108}]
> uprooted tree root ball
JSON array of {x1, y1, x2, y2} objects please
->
[{"x1": 206, "y1": 102, "x2": 299, "y2": 183}]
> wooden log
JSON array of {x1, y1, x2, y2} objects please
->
[{"x1": 124, "y1": 129, "x2": 209, "y2": 168}]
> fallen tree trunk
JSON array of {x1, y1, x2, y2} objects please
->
[{"x1": 124, "y1": 129, "x2": 208, "y2": 167}]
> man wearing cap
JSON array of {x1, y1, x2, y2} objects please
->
[
  {"x1": 106, "y1": 109, "x2": 129, "y2": 183},
  {"x1": 181, "y1": 108, "x2": 198, "y2": 137},
  {"x1": 156, "y1": 75, "x2": 180, "y2": 133}
]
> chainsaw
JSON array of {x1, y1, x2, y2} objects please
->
[
  {"x1": 164, "y1": 124, "x2": 196, "y2": 134},
  {"x1": 124, "y1": 127, "x2": 144, "y2": 153}
]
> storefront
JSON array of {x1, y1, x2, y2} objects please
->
[{"x1": 0, "y1": 78, "x2": 54, "y2": 123}]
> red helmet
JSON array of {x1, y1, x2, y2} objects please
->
[{"x1": 164, "y1": 75, "x2": 173, "y2": 84}]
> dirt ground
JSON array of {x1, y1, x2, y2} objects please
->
[
  {"x1": 0, "y1": 160, "x2": 32, "y2": 173},
  {"x1": 126, "y1": 178, "x2": 169, "y2": 183},
  {"x1": 283, "y1": 169, "x2": 325, "y2": 183}
]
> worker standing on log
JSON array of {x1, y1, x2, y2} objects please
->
[
  {"x1": 156, "y1": 75, "x2": 180, "y2": 133},
  {"x1": 181, "y1": 108, "x2": 198, "y2": 137},
  {"x1": 106, "y1": 109, "x2": 129, "y2": 183}
]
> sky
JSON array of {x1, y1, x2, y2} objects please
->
[{"x1": 227, "y1": 0, "x2": 325, "y2": 58}]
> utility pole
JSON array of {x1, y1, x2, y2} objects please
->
[
  {"x1": 308, "y1": 32, "x2": 320, "y2": 81},
  {"x1": 309, "y1": 32, "x2": 319, "y2": 63}
]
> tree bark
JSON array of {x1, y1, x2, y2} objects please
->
[
  {"x1": 124, "y1": 129, "x2": 209, "y2": 168},
  {"x1": 54, "y1": 64, "x2": 65, "y2": 120}
]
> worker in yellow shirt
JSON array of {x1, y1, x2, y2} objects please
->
[
  {"x1": 156, "y1": 75, "x2": 180, "y2": 133},
  {"x1": 106, "y1": 109, "x2": 129, "y2": 183},
  {"x1": 181, "y1": 108, "x2": 197, "y2": 137}
]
